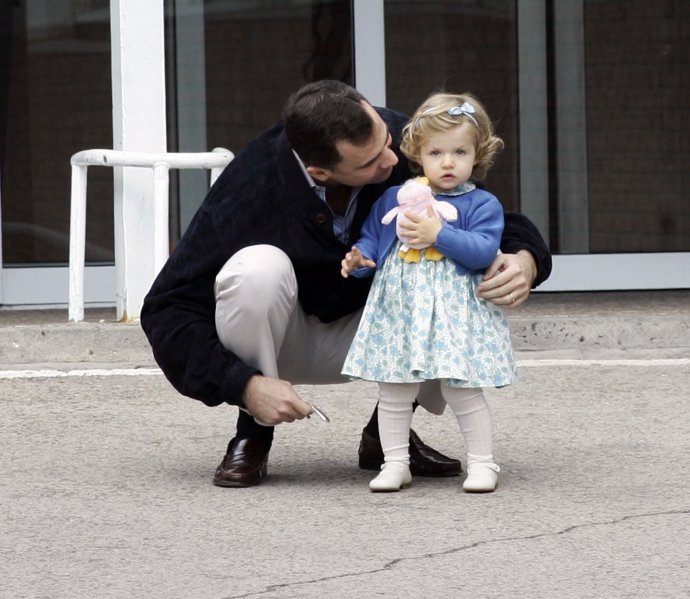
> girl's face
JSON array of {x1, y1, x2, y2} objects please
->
[{"x1": 418, "y1": 122, "x2": 476, "y2": 193}]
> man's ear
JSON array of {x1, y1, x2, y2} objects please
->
[{"x1": 306, "y1": 165, "x2": 332, "y2": 183}]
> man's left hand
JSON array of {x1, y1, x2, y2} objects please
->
[{"x1": 477, "y1": 250, "x2": 536, "y2": 307}]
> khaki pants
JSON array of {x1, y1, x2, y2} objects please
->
[
  {"x1": 214, "y1": 244, "x2": 362, "y2": 384},
  {"x1": 213, "y1": 244, "x2": 446, "y2": 417}
]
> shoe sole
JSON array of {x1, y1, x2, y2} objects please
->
[
  {"x1": 213, "y1": 477, "x2": 263, "y2": 488},
  {"x1": 463, "y1": 484, "x2": 497, "y2": 493},
  {"x1": 369, "y1": 482, "x2": 412, "y2": 493},
  {"x1": 212, "y1": 463, "x2": 267, "y2": 488}
]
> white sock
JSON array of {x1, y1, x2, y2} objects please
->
[
  {"x1": 377, "y1": 382, "x2": 419, "y2": 464},
  {"x1": 441, "y1": 385, "x2": 494, "y2": 465}
]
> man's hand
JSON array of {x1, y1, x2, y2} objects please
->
[
  {"x1": 341, "y1": 246, "x2": 376, "y2": 278},
  {"x1": 242, "y1": 375, "x2": 313, "y2": 425},
  {"x1": 477, "y1": 250, "x2": 537, "y2": 307}
]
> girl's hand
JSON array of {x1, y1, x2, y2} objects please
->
[
  {"x1": 341, "y1": 246, "x2": 376, "y2": 278},
  {"x1": 399, "y1": 207, "x2": 442, "y2": 246}
]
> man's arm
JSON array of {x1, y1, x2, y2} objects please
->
[
  {"x1": 141, "y1": 268, "x2": 260, "y2": 407},
  {"x1": 477, "y1": 211, "x2": 552, "y2": 307},
  {"x1": 142, "y1": 280, "x2": 314, "y2": 423}
]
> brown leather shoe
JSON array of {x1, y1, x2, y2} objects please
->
[
  {"x1": 213, "y1": 437, "x2": 270, "y2": 487},
  {"x1": 358, "y1": 429, "x2": 461, "y2": 477}
]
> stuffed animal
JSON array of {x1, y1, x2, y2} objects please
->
[{"x1": 381, "y1": 177, "x2": 458, "y2": 262}]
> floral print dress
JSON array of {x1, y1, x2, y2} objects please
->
[{"x1": 342, "y1": 242, "x2": 517, "y2": 388}]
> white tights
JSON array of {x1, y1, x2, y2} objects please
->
[{"x1": 378, "y1": 382, "x2": 494, "y2": 466}]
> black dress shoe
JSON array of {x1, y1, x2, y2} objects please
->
[
  {"x1": 213, "y1": 437, "x2": 271, "y2": 487},
  {"x1": 358, "y1": 428, "x2": 461, "y2": 477}
]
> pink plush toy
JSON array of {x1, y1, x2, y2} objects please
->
[{"x1": 382, "y1": 177, "x2": 458, "y2": 252}]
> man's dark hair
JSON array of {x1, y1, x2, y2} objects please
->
[{"x1": 283, "y1": 80, "x2": 374, "y2": 169}]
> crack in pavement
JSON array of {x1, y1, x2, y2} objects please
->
[{"x1": 224, "y1": 508, "x2": 690, "y2": 598}]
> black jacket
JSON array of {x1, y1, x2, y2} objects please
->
[{"x1": 141, "y1": 107, "x2": 552, "y2": 408}]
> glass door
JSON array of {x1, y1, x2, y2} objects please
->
[
  {"x1": 2, "y1": 0, "x2": 688, "y2": 308},
  {"x1": 0, "y1": 0, "x2": 115, "y2": 307},
  {"x1": 380, "y1": 0, "x2": 690, "y2": 290},
  {"x1": 1, "y1": 0, "x2": 357, "y2": 307},
  {"x1": 166, "y1": 0, "x2": 355, "y2": 245},
  {"x1": 548, "y1": 0, "x2": 690, "y2": 289}
]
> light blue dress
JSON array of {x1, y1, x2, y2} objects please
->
[{"x1": 342, "y1": 185, "x2": 517, "y2": 389}]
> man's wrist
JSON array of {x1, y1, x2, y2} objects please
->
[{"x1": 516, "y1": 249, "x2": 537, "y2": 287}]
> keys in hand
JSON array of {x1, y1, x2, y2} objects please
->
[{"x1": 305, "y1": 401, "x2": 330, "y2": 422}]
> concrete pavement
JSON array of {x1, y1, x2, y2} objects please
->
[
  {"x1": 1, "y1": 290, "x2": 689, "y2": 598},
  {"x1": 1, "y1": 291, "x2": 689, "y2": 366}
]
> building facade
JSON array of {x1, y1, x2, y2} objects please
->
[{"x1": 1, "y1": 0, "x2": 688, "y2": 308}]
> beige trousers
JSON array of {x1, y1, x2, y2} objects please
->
[
  {"x1": 213, "y1": 244, "x2": 446, "y2": 415},
  {"x1": 214, "y1": 245, "x2": 361, "y2": 384}
]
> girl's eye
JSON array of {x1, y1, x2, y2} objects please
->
[{"x1": 456, "y1": 149, "x2": 466, "y2": 156}]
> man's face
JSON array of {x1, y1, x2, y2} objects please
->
[{"x1": 309, "y1": 102, "x2": 399, "y2": 188}]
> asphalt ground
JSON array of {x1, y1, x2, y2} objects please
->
[{"x1": 1, "y1": 290, "x2": 689, "y2": 598}]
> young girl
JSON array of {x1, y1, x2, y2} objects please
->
[{"x1": 341, "y1": 92, "x2": 516, "y2": 493}]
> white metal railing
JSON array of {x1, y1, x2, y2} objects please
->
[{"x1": 68, "y1": 147, "x2": 233, "y2": 322}]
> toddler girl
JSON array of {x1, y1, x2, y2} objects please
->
[{"x1": 341, "y1": 92, "x2": 516, "y2": 493}]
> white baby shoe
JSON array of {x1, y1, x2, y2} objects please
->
[
  {"x1": 369, "y1": 461, "x2": 412, "y2": 492},
  {"x1": 463, "y1": 462, "x2": 500, "y2": 493}
]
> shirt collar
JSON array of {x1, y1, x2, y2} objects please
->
[
  {"x1": 292, "y1": 150, "x2": 326, "y2": 199},
  {"x1": 436, "y1": 181, "x2": 476, "y2": 197},
  {"x1": 292, "y1": 149, "x2": 363, "y2": 203}
]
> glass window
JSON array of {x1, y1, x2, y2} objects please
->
[
  {"x1": 582, "y1": 0, "x2": 690, "y2": 253},
  {"x1": 166, "y1": 0, "x2": 354, "y2": 241},
  {"x1": 1, "y1": 0, "x2": 113, "y2": 265},
  {"x1": 383, "y1": 0, "x2": 519, "y2": 211},
  {"x1": 384, "y1": 1, "x2": 690, "y2": 256}
]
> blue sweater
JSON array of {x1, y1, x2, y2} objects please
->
[{"x1": 351, "y1": 185, "x2": 504, "y2": 278}]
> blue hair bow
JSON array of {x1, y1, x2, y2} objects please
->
[{"x1": 448, "y1": 101, "x2": 478, "y2": 126}]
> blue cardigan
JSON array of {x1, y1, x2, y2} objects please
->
[{"x1": 350, "y1": 185, "x2": 504, "y2": 278}]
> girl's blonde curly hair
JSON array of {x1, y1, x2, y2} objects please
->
[{"x1": 400, "y1": 92, "x2": 504, "y2": 181}]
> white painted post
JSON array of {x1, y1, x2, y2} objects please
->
[
  {"x1": 68, "y1": 164, "x2": 88, "y2": 322},
  {"x1": 352, "y1": 0, "x2": 386, "y2": 107},
  {"x1": 152, "y1": 163, "x2": 171, "y2": 273},
  {"x1": 110, "y1": 0, "x2": 167, "y2": 321}
]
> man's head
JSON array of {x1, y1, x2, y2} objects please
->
[{"x1": 283, "y1": 80, "x2": 398, "y2": 187}]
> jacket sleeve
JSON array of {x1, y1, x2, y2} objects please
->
[
  {"x1": 348, "y1": 188, "x2": 395, "y2": 278},
  {"x1": 501, "y1": 211, "x2": 552, "y2": 288},
  {"x1": 140, "y1": 198, "x2": 260, "y2": 409}
]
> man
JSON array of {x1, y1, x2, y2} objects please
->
[{"x1": 141, "y1": 80, "x2": 551, "y2": 487}]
